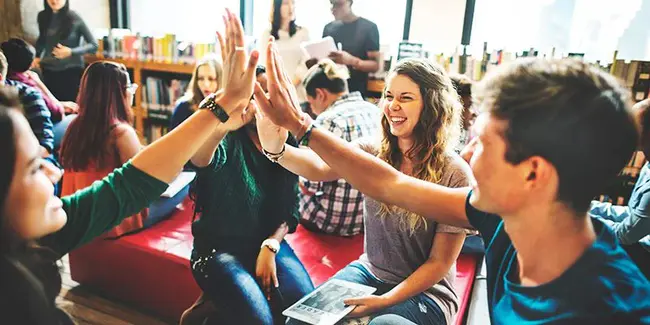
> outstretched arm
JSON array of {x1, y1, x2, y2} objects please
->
[{"x1": 255, "y1": 39, "x2": 471, "y2": 228}]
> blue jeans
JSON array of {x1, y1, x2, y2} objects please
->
[
  {"x1": 191, "y1": 241, "x2": 314, "y2": 325},
  {"x1": 290, "y1": 262, "x2": 446, "y2": 325}
]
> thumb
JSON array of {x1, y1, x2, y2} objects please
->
[
  {"x1": 273, "y1": 272, "x2": 279, "y2": 288},
  {"x1": 242, "y1": 102, "x2": 257, "y2": 123},
  {"x1": 253, "y1": 83, "x2": 271, "y2": 113},
  {"x1": 343, "y1": 296, "x2": 368, "y2": 306},
  {"x1": 245, "y1": 49, "x2": 260, "y2": 81}
]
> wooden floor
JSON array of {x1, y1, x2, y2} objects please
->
[{"x1": 57, "y1": 255, "x2": 175, "y2": 325}]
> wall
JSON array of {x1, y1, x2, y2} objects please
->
[
  {"x1": 20, "y1": 0, "x2": 110, "y2": 42},
  {"x1": 409, "y1": 0, "x2": 467, "y2": 54}
]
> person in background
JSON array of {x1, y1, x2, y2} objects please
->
[
  {"x1": 170, "y1": 55, "x2": 223, "y2": 130},
  {"x1": 259, "y1": 0, "x2": 310, "y2": 101},
  {"x1": 59, "y1": 61, "x2": 145, "y2": 238},
  {"x1": 0, "y1": 9, "x2": 262, "y2": 322},
  {"x1": 0, "y1": 52, "x2": 54, "y2": 156},
  {"x1": 590, "y1": 98, "x2": 650, "y2": 279},
  {"x1": 323, "y1": 0, "x2": 380, "y2": 97},
  {"x1": 256, "y1": 65, "x2": 269, "y2": 93},
  {"x1": 35, "y1": 0, "x2": 98, "y2": 102},
  {"x1": 450, "y1": 74, "x2": 476, "y2": 152},
  {"x1": 298, "y1": 59, "x2": 380, "y2": 236},
  {"x1": 257, "y1": 55, "x2": 471, "y2": 325},
  {"x1": 1, "y1": 38, "x2": 76, "y2": 124},
  {"x1": 257, "y1": 53, "x2": 650, "y2": 323}
]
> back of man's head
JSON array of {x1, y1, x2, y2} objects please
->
[
  {"x1": 476, "y1": 58, "x2": 637, "y2": 213},
  {"x1": 0, "y1": 52, "x2": 8, "y2": 80},
  {"x1": 0, "y1": 38, "x2": 35, "y2": 74}
]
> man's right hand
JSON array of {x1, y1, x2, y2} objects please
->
[{"x1": 253, "y1": 93, "x2": 288, "y2": 154}]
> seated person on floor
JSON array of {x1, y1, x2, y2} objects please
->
[
  {"x1": 590, "y1": 98, "x2": 650, "y2": 279},
  {"x1": 449, "y1": 74, "x2": 476, "y2": 153},
  {"x1": 256, "y1": 45, "x2": 650, "y2": 322},
  {"x1": 299, "y1": 59, "x2": 381, "y2": 236},
  {"x1": 257, "y1": 55, "x2": 472, "y2": 325},
  {"x1": 0, "y1": 52, "x2": 55, "y2": 160},
  {"x1": 183, "y1": 38, "x2": 313, "y2": 325},
  {"x1": 0, "y1": 10, "x2": 262, "y2": 322},
  {"x1": 59, "y1": 61, "x2": 146, "y2": 238},
  {"x1": 1, "y1": 38, "x2": 78, "y2": 124},
  {"x1": 170, "y1": 55, "x2": 223, "y2": 130}
]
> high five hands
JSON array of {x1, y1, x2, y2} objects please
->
[
  {"x1": 253, "y1": 38, "x2": 311, "y2": 143},
  {"x1": 207, "y1": 9, "x2": 259, "y2": 131}
]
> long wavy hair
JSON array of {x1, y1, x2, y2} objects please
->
[
  {"x1": 60, "y1": 61, "x2": 134, "y2": 171},
  {"x1": 183, "y1": 56, "x2": 223, "y2": 111},
  {"x1": 270, "y1": 0, "x2": 297, "y2": 40},
  {"x1": 377, "y1": 59, "x2": 462, "y2": 233}
]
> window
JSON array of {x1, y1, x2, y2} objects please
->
[
  {"x1": 129, "y1": 0, "x2": 240, "y2": 42},
  {"x1": 251, "y1": 0, "x2": 408, "y2": 48},
  {"x1": 470, "y1": 0, "x2": 649, "y2": 61}
]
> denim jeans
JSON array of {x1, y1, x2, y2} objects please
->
[
  {"x1": 191, "y1": 240, "x2": 314, "y2": 325},
  {"x1": 289, "y1": 261, "x2": 446, "y2": 325}
]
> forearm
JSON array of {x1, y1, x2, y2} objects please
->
[
  {"x1": 351, "y1": 58, "x2": 379, "y2": 73},
  {"x1": 305, "y1": 128, "x2": 471, "y2": 228},
  {"x1": 131, "y1": 102, "x2": 227, "y2": 183},
  {"x1": 613, "y1": 210, "x2": 650, "y2": 245},
  {"x1": 279, "y1": 146, "x2": 339, "y2": 181},
  {"x1": 383, "y1": 261, "x2": 450, "y2": 306},
  {"x1": 190, "y1": 126, "x2": 228, "y2": 167},
  {"x1": 71, "y1": 23, "x2": 99, "y2": 55}
]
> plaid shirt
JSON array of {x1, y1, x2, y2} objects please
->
[
  {"x1": 300, "y1": 92, "x2": 381, "y2": 236},
  {"x1": 5, "y1": 80, "x2": 54, "y2": 152}
]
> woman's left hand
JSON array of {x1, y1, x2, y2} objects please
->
[
  {"x1": 344, "y1": 295, "x2": 391, "y2": 318},
  {"x1": 52, "y1": 44, "x2": 72, "y2": 59},
  {"x1": 256, "y1": 247, "x2": 279, "y2": 300}
]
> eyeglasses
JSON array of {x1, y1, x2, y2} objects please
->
[{"x1": 126, "y1": 83, "x2": 139, "y2": 94}]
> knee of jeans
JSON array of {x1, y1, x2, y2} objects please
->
[{"x1": 369, "y1": 314, "x2": 414, "y2": 325}]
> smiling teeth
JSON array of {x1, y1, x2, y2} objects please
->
[{"x1": 391, "y1": 117, "x2": 406, "y2": 123}]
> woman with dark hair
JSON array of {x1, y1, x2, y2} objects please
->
[
  {"x1": 0, "y1": 10, "x2": 260, "y2": 323},
  {"x1": 170, "y1": 55, "x2": 223, "y2": 130},
  {"x1": 259, "y1": 0, "x2": 310, "y2": 100},
  {"x1": 59, "y1": 61, "x2": 145, "y2": 237},
  {"x1": 36, "y1": 0, "x2": 98, "y2": 102},
  {"x1": 257, "y1": 54, "x2": 473, "y2": 325}
]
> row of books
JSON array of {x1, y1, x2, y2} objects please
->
[{"x1": 97, "y1": 29, "x2": 218, "y2": 65}]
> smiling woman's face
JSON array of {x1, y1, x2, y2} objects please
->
[
  {"x1": 381, "y1": 73, "x2": 424, "y2": 140},
  {"x1": 1, "y1": 110, "x2": 66, "y2": 241}
]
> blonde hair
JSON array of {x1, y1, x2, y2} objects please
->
[
  {"x1": 184, "y1": 55, "x2": 223, "y2": 110},
  {"x1": 377, "y1": 58, "x2": 462, "y2": 234}
]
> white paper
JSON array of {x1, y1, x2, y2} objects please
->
[
  {"x1": 161, "y1": 171, "x2": 196, "y2": 198},
  {"x1": 301, "y1": 36, "x2": 337, "y2": 60}
]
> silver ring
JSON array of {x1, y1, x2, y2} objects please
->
[{"x1": 235, "y1": 46, "x2": 245, "y2": 51}]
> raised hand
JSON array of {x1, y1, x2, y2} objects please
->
[
  {"x1": 253, "y1": 91, "x2": 288, "y2": 154},
  {"x1": 253, "y1": 38, "x2": 307, "y2": 137},
  {"x1": 211, "y1": 8, "x2": 259, "y2": 129}
]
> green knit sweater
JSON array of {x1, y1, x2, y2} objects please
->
[{"x1": 191, "y1": 129, "x2": 299, "y2": 252}]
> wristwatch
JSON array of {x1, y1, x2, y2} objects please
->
[
  {"x1": 199, "y1": 94, "x2": 230, "y2": 123},
  {"x1": 261, "y1": 239, "x2": 280, "y2": 254}
]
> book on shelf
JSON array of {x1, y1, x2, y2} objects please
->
[
  {"x1": 141, "y1": 76, "x2": 189, "y2": 143},
  {"x1": 95, "y1": 28, "x2": 218, "y2": 65}
]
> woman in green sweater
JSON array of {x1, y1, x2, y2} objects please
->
[{"x1": 0, "y1": 10, "x2": 259, "y2": 323}]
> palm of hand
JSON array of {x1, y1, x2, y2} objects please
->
[{"x1": 255, "y1": 110, "x2": 288, "y2": 153}]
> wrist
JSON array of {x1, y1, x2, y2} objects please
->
[
  {"x1": 261, "y1": 238, "x2": 280, "y2": 254},
  {"x1": 291, "y1": 113, "x2": 312, "y2": 140},
  {"x1": 379, "y1": 293, "x2": 397, "y2": 307}
]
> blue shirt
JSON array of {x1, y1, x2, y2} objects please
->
[
  {"x1": 169, "y1": 99, "x2": 193, "y2": 131},
  {"x1": 466, "y1": 193, "x2": 650, "y2": 324},
  {"x1": 4, "y1": 80, "x2": 54, "y2": 152},
  {"x1": 590, "y1": 162, "x2": 650, "y2": 251}
]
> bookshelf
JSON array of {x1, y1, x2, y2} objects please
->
[{"x1": 85, "y1": 55, "x2": 194, "y2": 143}]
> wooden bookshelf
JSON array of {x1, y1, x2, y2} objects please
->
[{"x1": 85, "y1": 55, "x2": 194, "y2": 143}]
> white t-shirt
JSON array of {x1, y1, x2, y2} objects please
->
[{"x1": 259, "y1": 27, "x2": 310, "y2": 101}]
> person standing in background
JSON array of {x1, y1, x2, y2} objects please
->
[
  {"x1": 259, "y1": 0, "x2": 310, "y2": 101},
  {"x1": 35, "y1": 0, "x2": 98, "y2": 102},
  {"x1": 323, "y1": 0, "x2": 380, "y2": 98}
]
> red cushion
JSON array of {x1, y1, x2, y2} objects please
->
[{"x1": 70, "y1": 199, "x2": 478, "y2": 324}]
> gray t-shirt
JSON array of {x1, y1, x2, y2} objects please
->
[{"x1": 356, "y1": 139, "x2": 472, "y2": 325}]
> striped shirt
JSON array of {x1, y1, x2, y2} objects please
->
[
  {"x1": 5, "y1": 80, "x2": 54, "y2": 152},
  {"x1": 300, "y1": 92, "x2": 381, "y2": 236}
]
